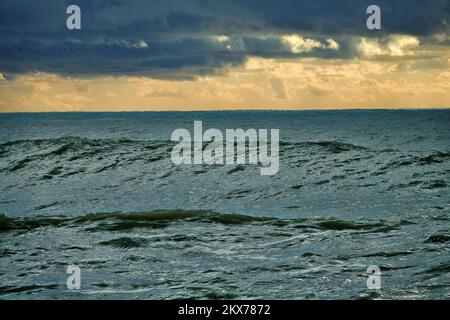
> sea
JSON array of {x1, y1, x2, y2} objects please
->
[{"x1": 0, "y1": 110, "x2": 449, "y2": 299}]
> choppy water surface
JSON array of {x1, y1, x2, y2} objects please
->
[{"x1": 0, "y1": 110, "x2": 449, "y2": 299}]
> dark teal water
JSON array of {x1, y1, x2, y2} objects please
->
[{"x1": 0, "y1": 110, "x2": 449, "y2": 299}]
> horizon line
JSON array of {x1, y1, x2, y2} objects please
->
[{"x1": 1, "y1": 107, "x2": 450, "y2": 114}]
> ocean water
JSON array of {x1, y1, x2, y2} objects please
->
[{"x1": 0, "y1": 110, "x2": 449, "y2": 299}]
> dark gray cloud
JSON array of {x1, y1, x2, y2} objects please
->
[{"x1": 0, "y1": 0, "x2": 448, "y2": 79}]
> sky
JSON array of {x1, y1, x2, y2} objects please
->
[{"x1": 0, "y1": 0, "x2": 449, "y2": 111}]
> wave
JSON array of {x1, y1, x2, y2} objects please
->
[
  {"x1": 280, "y1": 140, "x2": 368, "y2": 153},
  {"x1": 0, "y1": 136, "x2": 173, "y2": 154},
  {"x1": 0, "y1": 284, "x2": 59, "y2": 295},
  {"x1": 1, "y1": 137, "x2": 173, "y2": 173},
  {"x1": 1, "y1": 137, "x2": 371, "y2": 176},
  {"x1": 0, "y1": 136, "x2": 145, "y2": 148},
  {"x1": 0, "y1": 210, "x2": 406, "y2": 234},
  {"x1": 2, "y1": 136, "x2": 369, "y2": 151},
  {"x1": 1, "y1": 136, "x2": 369, "y2": 165},
  {"x1": 2, "y1": 137, "x2": 448, "y2": 183},
  {"x1": 425, "y1": 234, "x2": 450, "y2": 243},
  {"x1": 383, "y1": 151, "x2": 450, "y2": 170}
]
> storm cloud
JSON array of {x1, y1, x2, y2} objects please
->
[{"x1": 0, "y1": 0, "x2": 448, "y2": 79}]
